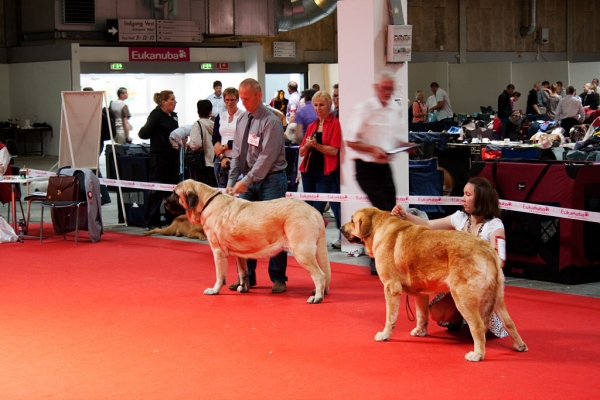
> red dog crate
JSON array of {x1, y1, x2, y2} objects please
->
[{"x1": 471, "y1": 160, "x2": 600, "y2": 284}]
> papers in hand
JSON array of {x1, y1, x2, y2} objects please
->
[{"x1": 386, "y1": 142, "x2": 421, "y2": 155}]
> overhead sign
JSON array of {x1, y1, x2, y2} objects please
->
[
  {"x1": 216, "y1": 62, "x2": 229, "y2": 72},
  {"x1": 274, "y1": 41, "x2": 296, "y2": 58},
  {"x1": 201, "y1": 63, "x2": 213, "y2": 70},
  {"x1": 107, "y1": 19, "x2": 156, "y2": 42},
  {"x1": 110, "y1": 63, "x2": 124, "y2": 70},
  {"x1": 156, "y1": 20, "x2": 203, "y2": 43},
  {"x1": 129, "y1": 47, "x2": 191, "y2": 62}
]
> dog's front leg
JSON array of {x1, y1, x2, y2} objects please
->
[
  {"x1": 375, "y1": 281, "x2": 402, "y2": 341},
  {"x1": 204, "y1": 250, "x2": 228, "y2": 295},
  {"x1": 410, "y1": 295, "x2": 429, "y2": 337},
  {"x1": 235, "y1": 257, "x2": 250, "y2": 293}
]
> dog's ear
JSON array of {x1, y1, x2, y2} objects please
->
[
  {"x1": 358, "y1": 214, "x2": 372, "y2": 238},
  {"x1": 185, "y1": 190, "x2": 199, "y2": 211}
]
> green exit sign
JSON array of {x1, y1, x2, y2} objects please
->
[
  {"x1": 201, "y1": 63, "x2": 213, "y2": 70},
  {"x1": 110, "y1": 63, "x2": 124, "y2": 70}
]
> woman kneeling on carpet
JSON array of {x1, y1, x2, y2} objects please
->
[{"x1": 391, "y1": 177, "x2": 508, "y2": 338}]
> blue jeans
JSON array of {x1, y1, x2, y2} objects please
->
[
  {"x1": 238, "y1": 171, "x2": 288, "y2": 283},
  {"x1": 301, "y1": 170, "x2": 338, "y2": 215}
]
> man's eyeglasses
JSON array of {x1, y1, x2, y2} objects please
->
[
  {"x1": 224, "y1": 98, "x2": 238, "y2": 102},
  {"x1": 333, "y1": 94, "x2": 339, "y2": 98}
]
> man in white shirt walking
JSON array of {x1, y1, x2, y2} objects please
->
[{"x1": 429, "y1": 82, "x2": 454, "y2": 123}]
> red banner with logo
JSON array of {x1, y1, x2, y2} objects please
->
[{"x1": 129, "y1": 47, "x2": 190, "y2": 62}]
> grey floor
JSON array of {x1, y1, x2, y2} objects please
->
[{"x1": 7, "y1": 155, "x2": 600, "y2": 299}]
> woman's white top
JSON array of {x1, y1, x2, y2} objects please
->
[
  {"x1": 218, "y1": 108, "x2": 244, "y2": 158},
  {"x1": 450, "y1": 210, "x2": 504, "y2": 243}
]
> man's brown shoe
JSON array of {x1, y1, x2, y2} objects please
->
[
  {"x1": 271, "y1": 281, "x2": 287, "y2": 294},
  {"x1": 228, "y1": 277, "x2": 256, "y2": 290}
]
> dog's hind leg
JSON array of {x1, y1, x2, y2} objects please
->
[
  {"x1": 235, "y1": 257, "x2": 250, "y2": 293},
  {"x1": 452, "y1": 290, "x2": 488, "y2": 362},
  {"x1": 494, "y1": 294, "x2": 528, "y2": 353},
  {"x1": 295, "y1": 251, "x2": 326, "y2": 304},
  {"x1": 375, "y1": 280, "x2": 402, "y2": 341},
  {"x1": 288, "y1": 235, "x2": 328, "y2": 304},
  {"x1": 145, "y1": 223, "x2": 179, "y2": 237},
  {"x1": 410, "y1": 295, "x2": 430, "y2": 337},
  {"x1": 204, "y1": 250, "x2": 228, "y2": 295},
  {"x1": 315, "y1": 233, "x2": 331, "y2": 294}
]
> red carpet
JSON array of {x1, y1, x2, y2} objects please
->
[{"x1": 1, "y1": 230, "x2": 599, "y2": 399}]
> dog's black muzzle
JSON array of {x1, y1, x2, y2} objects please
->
[
  {"x1": 164, "y1": 191, "x2": 186, "y2": 216},
  {"x1": 340, "y1": 228, "x2": 364, "y2": 244}
]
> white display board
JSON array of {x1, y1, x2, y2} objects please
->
[{"x1": 59, "y1": 91, "x2": 103, "y2": 169}]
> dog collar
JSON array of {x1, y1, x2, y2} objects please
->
[{"x1": 198, "y1": 191, "x2": 221, "y2": 215}]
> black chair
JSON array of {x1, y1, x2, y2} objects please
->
[{"x1": 39, "y1": 174, "x2": 86, "y2": 245}]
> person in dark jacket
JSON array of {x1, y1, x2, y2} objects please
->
[
  {"x1": 138, "y1": 90, "x2": 181, "y2": 230},
  {"x1": 580, "y1": 83, "x2": 599, "y2": 111},
  {"x1": 497, "y1": 84, "x2": 515, "y2": 139}
]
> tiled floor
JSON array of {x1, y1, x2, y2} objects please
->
[{"x1": 6, "y1": 155, "x2": 600, "y2": 299}]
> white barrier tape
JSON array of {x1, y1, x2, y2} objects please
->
[{"x1": 28, "y1": 168, "x2": 600, "y2": 223}]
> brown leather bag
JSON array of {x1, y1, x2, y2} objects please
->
[{"x1": 46, "y1": 175, "x2": 79, "y2": 201}]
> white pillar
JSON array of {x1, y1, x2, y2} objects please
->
[
  {"x1": 243, "y1": 44, "x2": 266, "y2": 101},
  {"x1": 338, "y1": 0, "x2": 409, "y2": 252}
]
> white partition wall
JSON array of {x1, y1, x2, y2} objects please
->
[
  {"x1": 512, "y1": 62, "x2": 569, "y2": 102},
  {"x1": 569, "y1": 62, "x2": 600, "y2": 92},
  {"x1": 8, "y1": 60, "x2": 72, "y2": 156},
  {"x1": 449, "y1": 62, "x2": 512, "y2": 115}
]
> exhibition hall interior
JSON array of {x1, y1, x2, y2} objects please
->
[{"x1": 1, "y1": 0, "x2": 600, "y2": 398}]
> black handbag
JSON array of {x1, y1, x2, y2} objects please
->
[{"x1": 189, "y1": 121, "x2": 206, "y2": 169}]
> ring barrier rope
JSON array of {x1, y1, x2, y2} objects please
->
[{"x1": 28, "y1": 168, "x2": 600, "y2": 223}]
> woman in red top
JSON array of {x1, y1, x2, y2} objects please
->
[{"x1": 299, "y1": 91, "x2": 342, "y2": 216}]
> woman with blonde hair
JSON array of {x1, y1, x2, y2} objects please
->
[
  {"x1": 299, "y1": 91, "x2": 342, "y2": 224},
  {"x1": 138, "y1": 90, "x2": 181, "y2": 230},
  {"x1": 412, "y1": 90, "x2": 428, "y2": 123}
]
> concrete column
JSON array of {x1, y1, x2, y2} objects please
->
[
  {"x1": 337, "y1": 0, "x2": 409, "y2": 252},
  {"x1": 70, "y1": 43, "x2": 81, "y2": 91},
  {"x1": 243, "y1": 44, "x2": 266, "y2": 101}
]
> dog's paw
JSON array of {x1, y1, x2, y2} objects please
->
[
  {"x1": 464, "y1": 351, "x2": 484, "y2": 362},
  {"x1": 374, "y1": 331, "x2": 391, "y2": 341},
  {"x1": 514, "y1": 342, "x2": 528, "y2": 352},
  {"x1": 203, "y1": 288, "x2": 219, "y2": 295},
  {"x1": 410, "y1": 327, "x2": 428, "y2": 337},
  {"x1": 307, "y1": 295, "x2": 323, "y2": 304},
  {"x1": 142, "y1": 231, "x2": 152, "y2": 236}
]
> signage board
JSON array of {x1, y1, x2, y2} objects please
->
[
  {"x1": 107, "y1": 19, "x2": 156, "y2": 42},
  {"x1": 274, "y1": 41, "x2": 296, "y2": 58},
  {"x1": 201, "y1": 63, "x2": 213, "y2": 70},
  {"x1": 216, "y1": 62, "x2": 229, "y2": 72},
  {"x1": 110, "y1": 63, "x2": 124, "y2": 70},
  {"x1": 129, "y1": 47, "x2": 191, "y2": 62},
  {"x1": 157, "y1": 20, "x2": 203, "y2": 43}
]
